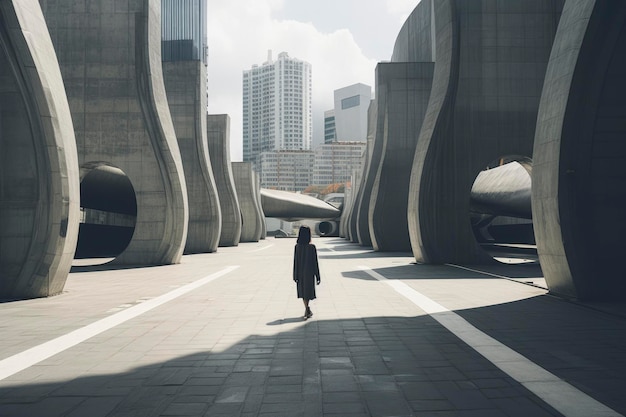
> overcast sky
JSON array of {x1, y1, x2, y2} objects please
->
[{"x1": 206, "y1": 0, "x2": 420, "y2": 161}]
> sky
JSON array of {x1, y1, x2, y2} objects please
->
[{"x1": 206, "y1": 0, "x2": 420, "y2": 161}]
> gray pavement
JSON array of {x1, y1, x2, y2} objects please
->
[{"x1": 1, "y1": 237, "x2": 625, "y2": 417}]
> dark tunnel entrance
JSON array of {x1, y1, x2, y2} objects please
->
[
  {"x1": 75, "y1": 165, "x2": 137, "y2": 262},
  {"x1": 469, "y1": 156, "x2": 537, "y2": 264}
]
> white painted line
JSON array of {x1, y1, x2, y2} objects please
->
[
  {"x1": 0, "y1": 266, "x2": 239, "y2": 381},
  {"x1": 248, "y1": 244, "x2": 274, "y2": 253},
  {"x1": 357, "y1": 265, "x2": 622, "y2": 417}
]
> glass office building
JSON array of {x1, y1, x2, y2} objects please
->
[{"x1": 161, "y1": 0, "x2": 207, "y2": 64}]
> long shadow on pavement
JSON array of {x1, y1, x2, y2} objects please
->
[{"x1": 1, "y1": 296, "x2": 626, "y2": 416}]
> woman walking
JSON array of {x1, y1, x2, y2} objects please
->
[{"x1": 293, "y1": 226, "x2": 321, "y2": 319}]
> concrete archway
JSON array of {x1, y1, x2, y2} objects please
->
[
  {"x1": 470, "y1": 157, "x2": 535, "y2": 264},
  {"x1": 75, "y1": 165, "x2": 137, "y2": 261}
]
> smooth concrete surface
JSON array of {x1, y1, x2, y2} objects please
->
[
  {"x1": 1, "y1": 239, "x2": 626, "y2": 416},
  {"x1": 163, "y1": 61, "x2": 221, "y2": 254},
  {"x1": 0, "y1": 0, "x2": 80, "y2": 299},
  {"x1": 352, "y1": 100, "x2": 378, "y2": 246},
  {"x1": 207, "y1": 114, "x2": 242, "y2": 247},
  {"x1": 260, "y1": 189, "x2": 340, "y2": 221},
  {"x1": 407, "y1": 0, "x2": 563, "y2": 264},
  {"x1": 255, "y1": 174, "x2": 267, "y2": 240},
  {"x1": 42, "y1": 0, "x2": 188, "y2": 266},
  {"x1": 532, "y1": 0, "x2": 626, "y2": 301},
  {"x1": 368, "y1": 62, "x2": 433, "y2": 252},
  {"x1": 232, "y1": 162, "x2": 263, "y2": 243}
]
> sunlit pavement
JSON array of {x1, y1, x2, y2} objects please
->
[{"x1": 1, "y1": 237, "x2": 625, "y2": 417}]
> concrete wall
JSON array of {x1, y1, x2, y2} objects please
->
[
  {"x1": 407, "y1": 0, "x2": 563, "y2": 264},
  {"x1": 207, "y1": 114, "x2": 242, "y2": 247},
  {"x1": 42, "y1": 0, "x2": 188, "y2": 265},
  {"x1": 533, "y1": 0, "x2": 626, "y2": 301},
  {"x1": 232, "y1": 162, "x2": 262, "y2": 242},
  {"x1": 368, "y1": 62, "x2": 433, "y2": 252},
  {"x1": 163, "y1": 61, "x2": 221, "y2": 254},
  {"x1": 0, "y1": 0, "x2": 80, "y2": 299}
]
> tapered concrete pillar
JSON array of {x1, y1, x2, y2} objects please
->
[
  {"x1": 255, "y1": 173, "x2": 267, "y2": 240},
  {"x1": 354, "y1": 98, "x2": 380, "y2": 246},
  {"x1": 368, "y1": 62, "x2": 433, "y2": 252},
  {"x1": 232, "y1": 162, "x2": 263, "y2": 242},
  {"x1": 533, "y1": 0, "x2": 626, "y2": 300},
  {"x1": 42, "y1": 0, "x2": 188, "y2": 265},
  {"x1": 163, "y1": 61, "x2": 221, "y2": 254},
  {"x1": 0, "y1": 0, "x2": 80, "y2": 299},
  {"x1": 207, "y1": 114, "x2": 241, "y2": 247},
  {"x1": 407, "y1": 0, "x2": 563, "y2": 264}
]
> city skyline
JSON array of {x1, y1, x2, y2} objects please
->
[{"x1": 206, "y1": 0, "x2": 420, "y2": 161}]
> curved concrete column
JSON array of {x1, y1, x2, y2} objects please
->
[
  {"x1": 163, "y1": 61, "x2": 221, "y2": 254},
  {"x1": 232, "y1": 162, "x2": 262, "y2": 242},
  {"x1": 0, "y1": 0, "x2": 80, "y2": 299},
  {"x1": 339, "y1": 171, "x2": 357, "y2": 238},
  {"x1": 407, "y1": 0, "x2": 562, "y2": 264},
  {"x1": 533, "y1": 0, "x2": 626, "y2": 300},
  {"x1": 255, "y1": 173, "x2": 267, "y2": 239},
  {"x1": 346, "y1": 170, "x2": 362, "y2": 242},
  {"x1": 354, "y1": 100, "x2": 380, "y2": 246},
  {"x1": 368, "y1": 62, "x2": 433, "y2": 252},
  {"x1": 42, "y1": 0, "x2": 188, "y2": 265},
  {"x1": 207, "y1": 114, "x2": 241, "y2": 247}
]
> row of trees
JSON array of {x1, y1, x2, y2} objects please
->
[{"x1": 302, "y1": 182, "x2": 347, "y2": 197}]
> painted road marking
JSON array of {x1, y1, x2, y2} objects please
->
[
  {"x1": 0, "y1": 266, "x2": 239, "y2": 381},
  {"x1": 358, "y1": 265, "x2": 622, "y2": 417}
]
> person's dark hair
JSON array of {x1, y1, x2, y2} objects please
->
[{"x1": 296, "y1": 226, "x2": 311, "y2": 244}]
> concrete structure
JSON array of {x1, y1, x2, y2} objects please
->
[
  {"x1": 232, "y1": 162, "x2": 263, "y2": 242},
  {"x1": 354, "y1": 99, "x2": 381, "y2": 246},
  {"x1": 333, "y1": 83, "x2": 371, "y2": 142},
  {"x1": 406, "y1": 0, "x2": 563, "y2": 264},
  {"x1": 42, "y1": 0, "x2": 188, "y2": 265},
  {"x1": 207, "y1": 115, "x2": 242, "y2": 247},
  {"x1": 0, "y1": 0, "x2": 80, "y2": 299},
  {"x1": 242, "y1": 51, "x2": 312, "y2": 166},
  {"x1": 368, "y1": 62, "x2": 433, "y2": 252},
  {"x1": 260, "y1": 189, "x2": 340, "y2": 221},
  {"x1": 312, "y1": 142, "x2": 366, "y2": 187},
  {"x1": 162, "y1": 0, "x2": 221, "y2": 254},
  {"x1": 532, "y1": 0, "x2": 626, "y2": 301},
  {"x1": 255, "y1": 173, "x2": 266, "y2": 240}
]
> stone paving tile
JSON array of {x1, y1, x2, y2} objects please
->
[{"x1": 1, "y1": 238, "x2": 626, "y2": 416}]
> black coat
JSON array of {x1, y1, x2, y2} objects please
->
[{"x1": 293, "y1": 243, "x2": 320, "y2": 300}]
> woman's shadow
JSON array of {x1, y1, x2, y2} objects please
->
[{"x1": 266, "y1": 317, "x2": 306, "y2": 325}]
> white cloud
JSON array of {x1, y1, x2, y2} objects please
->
[
  {"x1": 386, "y1": 0, "x2": 421, "y2": 17},
  {"x1": 207, "y1": 0, "x2": 377, "y2": 161}
]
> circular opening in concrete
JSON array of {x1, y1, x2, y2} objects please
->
[
  {"x1": 316, "y1": 221, "x2": 338, "y2": 237},
  {"x1": 74, "y1": 165, "x2": 137, "y2": 265},
  {"x1": 469, "y1": 156, "x2": 537, "y2": 265}
]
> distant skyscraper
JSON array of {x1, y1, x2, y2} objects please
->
[
  {"x1": 161, "y1": 0, "x2": 207, "y2": 64},
  {"x1": 324, "y1": 110, "x2": 336, "y2": 144},
  {"x1": 333, "y1": 83, "x2": 371, "y2": 142},
  {"x1": 242, "y1": 51, "x2": 312, "y2": 165}
]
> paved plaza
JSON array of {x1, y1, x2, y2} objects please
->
[{"x1": 0, "y1": 237, "x2": 625, "y2": 417}]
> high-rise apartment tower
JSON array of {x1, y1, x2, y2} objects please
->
[{"x1": 242, "y1": 51, "x2": 312, "y2": 165}]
